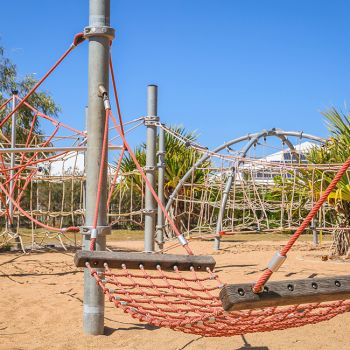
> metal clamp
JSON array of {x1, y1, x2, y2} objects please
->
[
  {"x1": 80, "y1": 225, "x2": 111, "y2": 236},
  {"x1": 143, "y1": 165, "x2": 156, "y2": 172},
  {"x1": 142, "y1": 208, "x2": 157, "y2": 215},
  {"x1": 177, "y1": 234, "x2": 188, "y2": 246},
  {"x1": 98, "y1": 85, "x2": 111, "y2": 110},
  {"x1": 267, "y1": 251, "x2": 287, "y2": 272},
  {"x1": 84, "y1": 26, "x2": 115, "y2": 40},
  {"x1": 144, "y1": 116, "x2": 160, "y2": 126}
]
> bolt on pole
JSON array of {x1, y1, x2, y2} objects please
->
[
  {"x1": 144, "y1": 85, "x2": 158, "y2": 252},
  {"x1": 156, "y1": 122, "x2": 166, "y2": 250},
  {"x1": 83, "y1": 0, "x2": 114, "y2": 335}
]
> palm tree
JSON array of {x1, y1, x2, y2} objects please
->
[
  {"x1": 110, "y1": 126, "x2": 211, "y2": 230},
  {"x1": 301, "y1": 108, "x2": 350, "y2": 256}
]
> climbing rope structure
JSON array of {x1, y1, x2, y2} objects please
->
[
  {"x1": 2, "y1": 27, "x2": 350, "y2": 338},
  {"x1": 76, "y1": 114, "x2": 350, "y2": 336},
  {"x1": 0, "y1": 50, "x2": 345, "y2": 253}
]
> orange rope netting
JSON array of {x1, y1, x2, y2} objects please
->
[{"x1": 87, "y1": 262, "x2": 350, "y2": 337}]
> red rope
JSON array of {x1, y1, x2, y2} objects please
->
[
  {"x1": 107, "y1": 56, "x2": 127, "y2": 209},
  {"x1": 253, "y1": 154, "x2": 350, "y2": 292},
  {"x1": 0, "y1": 97, "x2": 12, "y2": 111},
  {"x1": 109, "y1": 111, "x2": 194, "y2": 255},
  {"x1": 0, "y1": 33, "x2": 85, "y2": 129},
  {"x1": 109, "y1": 56, "x2": 125, "y2": 136},
  {"x1": 90, "y1": 109, "x2": 110, "y2": 251},
  {"x1": 107, "y1": 148, "x2": 125, "y2": 208}
]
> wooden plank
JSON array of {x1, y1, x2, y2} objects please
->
[
  {"x1": 220, "y1": 275, "x2": 350, "y2": 311},
  {"x1": 74, "y1": 250, "x2": 216, "y2": 271}
]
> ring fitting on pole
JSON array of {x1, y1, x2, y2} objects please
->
[
  {"x1": 177, "y1": 234, "x2": 188, "y2": 246},
  {"x1": 144, "y1": 116, "x2": 160, "y2": 126},
  {"x1": 80, "y1": 226, "x2": 111, "y2": 236},
  {"x1": 84, "y1": 26, "x2": 115, "y2": 40}
]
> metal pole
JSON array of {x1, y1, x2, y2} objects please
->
[
  {"x1": 214, "y1": 134, "x2": 262, "y2": 250},
  {"x1": 8, "y1": 92, "x2": 17, "y2": 232},
  {"x1": 83, "y1": 0, "x2": 114, "y2": 335},
  {"x1": 156, "y1": 123, "x2": 166, "y2": 250},
  {"x1": 144, "y1": 85, "x2": 158, "y2": 252},
  {"x1": 311, "y1": 219, "x2": 318, "y2": 246}
]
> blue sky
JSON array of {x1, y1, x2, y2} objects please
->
[{"x1": 1, "y1": 0, "x2": 350, "y2": 149}]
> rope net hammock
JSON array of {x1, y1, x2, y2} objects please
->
[{"x1": 85, "y1": 261, "x2": 350, "y2": 337}]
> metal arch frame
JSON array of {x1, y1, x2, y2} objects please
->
[{"x1": 164, "y1": 128, "x2": 325, "y2": 250}]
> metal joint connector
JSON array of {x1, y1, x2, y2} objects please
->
[
  {"x1": 98, "y1": 85, "x2": 111, "y2": 110},
  {"x1": 84, "y1": 26, "x2": 115, "y2": 40},
  {"x1": 177, "y1": 234, "x2": 188, "y2": 246},
  {"x1": 144, "y1": 116, "x2": 160, "y2": 126},
  {"x1": 267, "y1": 251, "x2": 287, "y2": 272},
  {"x1": 142, "y1": 209, "x2": 157, "y2": 215},
  {"x1": 143, "y1": 165, "x2": 156, "y2": 172},
  {"x1": 80, "y1": 225, "x2": 112, "y2": 236}
]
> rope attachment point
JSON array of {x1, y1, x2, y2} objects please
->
[
  {"x1": 84, "y1": 26, "x2": 115, "y2": 40},
  {"x1": 98, "y1": 85, "x2": 111, "y2": 110},
  {"x1": 71, "y1": 32, "x2": 86, "y2": 48},
  {"x1": 177, "y1": 234, "x2": 189, "y2": 247},
  {"x1": 80, "y1": 226, "x2": 111, "y2": 237},
  {"x1": 144, "y1": 116, "x2": 160, "y2": 126},
  {"x1": 267, "y1": 251, "x2": 287, "y2": 272}
]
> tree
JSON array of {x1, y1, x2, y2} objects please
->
[
  {"x1": 301, "y1": 108, "x2": 350, "y2": 257},
  {"x1": 0, "y1": 44, "x2": 60, "y2": 231},
  {"x1": 0, "y1": 45, "x2": 60, "y2": 146}
]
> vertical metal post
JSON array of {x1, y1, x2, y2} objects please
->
[
  {"x1": 311, "y1": 219, "x2": 318, "y2": 246},
  {"x1": 156, "y1": 123, "x2": 166, "y2": 250},
  {"x1": 8, "y1": 92, "x2": 17, "y2": 230},
  {"x1": 8, "y1": 91, "x2": 18, "y2": 245},
  {"x1": 83, "y1": 0, "x2": 114, "y2": 335},
  {"x1": 144, "y1": 85, "x2": 158, "y2": 252}
]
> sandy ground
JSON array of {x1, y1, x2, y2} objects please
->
[{"x1": 1, "y1": 239, "x2": 350, "y2": 350}]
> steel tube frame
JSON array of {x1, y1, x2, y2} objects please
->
[
  {"x1": 214, "y1": 133, "x2": 263, "y2": 249},
  {"x1": 156, "y1": 122, "x2": 166, "y2": 250},
  {"x1": 164, "y1": 128, "x2": 325, "y2": 250},
  {"x1": 144, "y1": 85, "x2": 158, "y2": 252},
  {"x1": 83, "y1": 0, "x2": 113, "y2": 335}
]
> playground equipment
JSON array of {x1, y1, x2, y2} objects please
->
[
  {"x1": 0, "y1": 102, "x2": 342, "y2": 253},
  {"x1": 2, "y1": 0, "x2": 350, "y2": 338}
]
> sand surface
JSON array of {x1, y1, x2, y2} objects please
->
[{"x1": 1, "y1": 239, "x2": 350, "y2": 350}]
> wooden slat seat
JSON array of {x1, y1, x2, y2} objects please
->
[
  {"x1": 74, "y1": 250, "x2": 216, "y2": 271},
  {"x1": 220, "y1": 275, "x2": 350, "y2": 311}
]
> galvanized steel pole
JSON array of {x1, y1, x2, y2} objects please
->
[
  {"x1": 8, "y1": 91, "x2": 17, "y2": 236},
  {"x1": 144, "y1": 85, "x2": 158, "y2": 252},
  {"x1": 156, "y1": 123, "x2": 166, "y2": 250},
  {"x1": 311, "y1": 219, "x2": 318, "y2": 246},
  {"x1": 83, "y1": 0, "x2": 114, "y2": 335}
]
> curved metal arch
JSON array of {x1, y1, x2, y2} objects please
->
[{"x1": 165, "y1": 128, "x2": 325, "y2": 249}]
